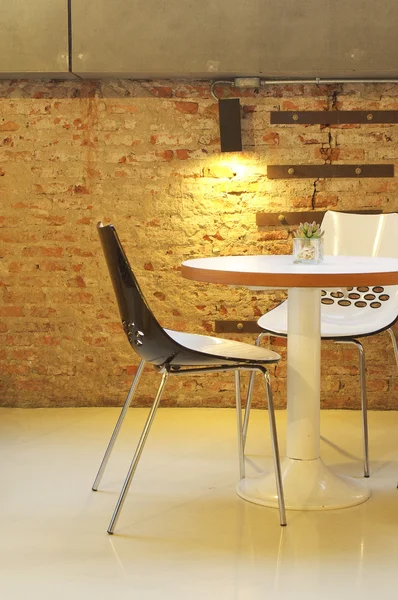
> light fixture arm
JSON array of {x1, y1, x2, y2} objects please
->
[
  {"x1": 211, "y1": 78, "x2": 261, "y2": 101},
  {"x1": 210, "y1": 80, "x2": 234, "y2": 101}
]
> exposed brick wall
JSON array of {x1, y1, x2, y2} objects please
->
[{"x1": 0, "y1": 79, "x2": 397, "y2": 409}]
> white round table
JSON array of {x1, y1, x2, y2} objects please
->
[{"x1": 181, "y1": 255, "x2": 398, "y2": 511}]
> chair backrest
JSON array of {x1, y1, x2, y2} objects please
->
[
  {"x1": 320, "y1": 211, "x2": 398, "y2": 321},
  {"x1": 322, "y1": 211, "x2": 398, "y2": 258},
  {"x1": 97, "y1": 222, "x2": 182, "y2": 366}
]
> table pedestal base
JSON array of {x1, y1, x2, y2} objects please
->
[{"x1": 237, "y1": 457, "x2": 371, "y2": 510}]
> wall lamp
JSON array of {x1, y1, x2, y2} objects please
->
[
  {"x1": 218, "y1": 98, "x2": 242, "y2": 152},
  {"x1": 211, "y1": 77, "x2": 260, "y2": 153}
]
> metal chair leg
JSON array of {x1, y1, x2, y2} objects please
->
[
  {"x1": 234, "y1": 370, "x2": 245, "y2": 480},
  {"x1": 387, "y1": 327, "x2": 398, "y2": 368},
  {"x1": 263, "y1": 369, "x2": 286, "y2": 526},
  {"x1": 386, "y1": 329, "x2": 398, "y2": 489},
  {"x1": 336, "y1": 339, "x2": 369, "y2": 477},
  {"x1": 356, "y1": 342, "x2": 369, "y2": 478},
  {"x1": 92, "y1": 359, "x2": 146, "y2": 491},
  {"x1": 242, "y1": 332, "x2": 267, "y2": 449},
  {"x1": 107, "y1": 371, "x2": 169, "y2": 534}
]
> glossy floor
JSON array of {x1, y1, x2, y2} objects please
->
[{"x1": 1, "y1": 407, "x2": 397, "y2": 599}]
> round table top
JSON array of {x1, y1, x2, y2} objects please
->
[{"x1": 181, "y1": 255, "x2": 398, "y2": 288}]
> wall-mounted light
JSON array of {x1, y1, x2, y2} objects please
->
[
  {"x1": 218, "y1": 98, "x2": 242, "y2": 153},
  {"x1": 211, "y1": 78, "x2": 260, "y2": 153}
]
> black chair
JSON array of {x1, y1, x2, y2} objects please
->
[{"x1": 93, "y1": 222, "x2": 286, "y2": 533}]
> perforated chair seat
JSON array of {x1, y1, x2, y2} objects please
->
[{"x1": 258, "y1": 284, "x2": 398, "y2": 339}]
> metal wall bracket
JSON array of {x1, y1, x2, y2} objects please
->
[
  {"x1": 271, "y1": 111, "x2": 398, "y2": 125},
  {"x1": 267, "y1": 164, "x2": 394, "y2": 179},
  {"x1": 215, "y1": 321, "x2": 263, "y2": 334},
  {"x1": 256, "y1": 210, "x2": 382, "y2": 227}
]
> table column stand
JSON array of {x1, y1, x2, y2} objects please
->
[{"x1": 237, "y1": 287, "x2": 370, "y2": 510}]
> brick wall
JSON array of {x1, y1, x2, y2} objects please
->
[{"x1": 0, "y1": 79, "x2": 397, "y2": 409}]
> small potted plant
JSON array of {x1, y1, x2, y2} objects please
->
[{"x1": 293, "y1": 221, "x2": 324, "y2": 264}]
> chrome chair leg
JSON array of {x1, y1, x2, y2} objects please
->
[
  {"x1": 92, "y1": 359, "x2": 146, "y2": 491},
  {"x1": 387, "y1": 327, "x2": 398, "y2": 368},
  {"x1": 108, "y1": 371, "x2": 169, "y2": 534},
  {"x1": 356, "y1": 342, "x2": 369, "y2": 478},
  {"x1": 263, "y1": 369, "x2": 286, "y2": 526},
  {"x1": 242, "y1": 332, "x2": 267, "y2": 449},
  {"x1": 386, "y1": 329, "x2": 397, "y2": 488},
  {"x1": 336, "y1": 339, "x2": 369, "y2": 477},
  {"x1": 234, "y1": 370, "x2": 245, "y2": 480},
  {"x1": 355, "y1": 341, "x2": 369, "y2": 478}
]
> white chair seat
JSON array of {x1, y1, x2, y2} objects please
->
[
  {"x1": 165, "y1": 329, "x2": 280, "y2": 362},
  {"x1": 258, "y1": 285, "x2": 398, "y2": 338}
]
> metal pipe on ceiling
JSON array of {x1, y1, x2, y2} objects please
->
[
  {"x1": 261, "y1": 79, "x2": 398, "y2": 85},
  {"x1": 211, "y1": 78, "x2": 398, "y2": 100}
]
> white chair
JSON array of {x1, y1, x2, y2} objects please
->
[{"x1": 244, "y1": 211, "x2": 398, "y2": 477}]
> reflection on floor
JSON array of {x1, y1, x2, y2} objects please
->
[{"x1": 1, "y1": 407, "x2": 397, "y2": 599}]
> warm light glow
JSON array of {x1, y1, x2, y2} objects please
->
[
  {"x1": 198, "y1": 154, "x2": 268, "y2": 196},
  {"x1": 224, "y1": 161, "x2": 249, "y2": 179},
  {"x1": 218, "y1": 155, "x2": 257, "y2": 179}
]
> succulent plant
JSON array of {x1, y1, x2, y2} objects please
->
[{"x1": 294, "y1": 221, "x2": 324, "y2": 239}]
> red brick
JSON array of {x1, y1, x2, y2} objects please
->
[
  {"x1": 72, "y1": 185, "x2": 90, "y2": 194},
  {"x1": 263, "y1": 132, "x2": 279, "y2": 145},
  {"x1": 68, "y1": 292, "x2": 94, "y2": 304},
  {"x1": 3, "y1": 364, "x2": 30, "y2": 375},
  {"x1": 0, "y1": 121, "x2": 19, "y2": 131},
  {"x1": 30, "y1": 307, "x2": 56, "y2": 318},
  {"x1": 38, "y1": 216, "x2": 67, "y2": 225},
  {"x1": 174, "y1": 102, "x2": 198, "y2": 114},
  {"x1": 0, "y1": 306, "x2": 24, "y2": 317},
  {"x1": 155, "y1": 149, "x2": 174, "y2": 161},
  {"x1": 39, "y1": 336, "x2": 61, "y2": 346},
  {"x1": 39, "y1": 261, "x2": 68, "y2": 272},
  {"x1": 22, "y1": 246, "x2": 64, "y2": 257},
  {"x1": 150, "y1": 86, "x2": 173, "y2": 98},
  {"x1": 258, "y1": 230, "x2": 289, "y2": 241},
  {"x1": 67, "y1": 275, "x2": 86, "y2": 288},
  {"x1": 176, "y1": 149, "x2": 190, "y2": 160}
]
